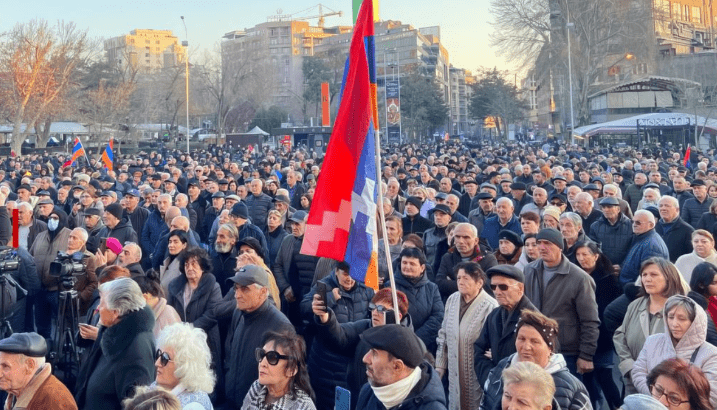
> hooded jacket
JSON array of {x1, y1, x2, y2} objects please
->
[
  {"x1": 632, "y1": 298, "x2": 717, "y2": 408},
  {"x1": 29, "y1": 209, "x2": 71, "y2": 291}
]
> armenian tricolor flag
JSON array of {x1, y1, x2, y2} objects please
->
[
  {"x1": 101, "y1": 138, "x2": 114, "y2": 171},
  {"x1": 62, "y1": 137, "x2": 86, "y2": 168}
]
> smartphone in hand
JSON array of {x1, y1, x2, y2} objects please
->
[{"x1": 315, "y1": 282, "x2": 328, "y2": 311}]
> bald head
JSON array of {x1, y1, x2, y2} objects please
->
[
  {"x1": 164, "y1": 206, "x2": 182, "y2": 225},
  {"x1": 170, "y1": 216, "x2": 190, "y2": 232}
]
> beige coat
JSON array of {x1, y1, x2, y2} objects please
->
[{"x1": 436, "y1": 290, "x2": 498, "y2": 410}]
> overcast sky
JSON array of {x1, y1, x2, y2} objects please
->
[{"x1": 2, "y1": 0, "x2": 513, "y2": 74}]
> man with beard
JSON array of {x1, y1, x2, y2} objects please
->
[
  {"x1": 83, "y1": 208, "x2": 104, "y2": 253},
  {"x1": 118, "y1": 242, "x2": 145, "y2": 278},
  {"x1": 98, "y1": 203, "x2": 138, "y2": 245},
  {"x1": 213, "y1": 223, "x2": 239, "y2": 295}
]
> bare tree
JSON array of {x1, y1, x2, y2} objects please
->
[{"x1": 0, "y1": 20, "x2": 91, "y2": 153}]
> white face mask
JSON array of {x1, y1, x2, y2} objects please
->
[{"x1": 48, "y1": 219, "x2": 59, "y2": 231}]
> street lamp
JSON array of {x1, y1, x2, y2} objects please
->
[
  {"x1": 566, "y1": 15, "x2": 575, "y2": 146},
  {"x1": 607, "y1": 53, "x2": 635, "y2": 82},
  {"x1": 181, "y1": 16, "x2": 190, "y2": 154}
]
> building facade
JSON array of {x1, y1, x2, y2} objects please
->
[{"x1": 104, "y1": 29, "x2": 186, "y2": 73}]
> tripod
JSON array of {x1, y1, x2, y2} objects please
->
[
  {"x1": 50, "y1": 286, "x2": 80, "y2": 387},
  {"x1": 0, "y1": 273, "x2": 26, "y2": 339}
]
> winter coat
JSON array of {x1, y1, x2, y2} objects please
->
[
  {"x1": 613, "y1": 296, "x2": 665, "y2": 391},
  {"x1": 623, "y1": 183, "x2": 645, "y2": 212},
  {"x1": 242, "y1": 380, "x2": 316, "y2": 410},
  {"x1": 435, "y1": 246, "x2": 497, "y2": 302},
  {"x1": 24, "y1": 218, "x2": 47, "y2": 251},
  {"x1": 244, "y1": 192, "x2": 273, "y2": 231},
  {"x1": 140, "y1": 210, "x2": 168, "y2": 265},
  {"x1": 223, "y1": 299, "x2": 293, "y2": 408},
  {"x1": 675, "y1": 251, "x2": 717, "y2": 284},
  {"x1": 3, "y1": 363, "x2": 77, "y2": 410},
  {"x1": 264, "y1": 226, "x2": 288, "y2": 266},
  {"x1": 619, "y1": 230, "x2": 670, "y2": 285},
  {"x1": 696, "y1": 211, "x2": 717, "y2": 231},
  {"x1": 656, "y1": 216, "x2": 694, "y2": 262},
  {"x1": 272, "y1": 234, "x2": 318, "y2": 298},
  {"x1": 402, "y1": 214, "x2": 434, "y2": 236},
  {"x1": 473, "y1": 296, "x2": 537, "y2": 385},
  {"x1": 389, "y1": 270, "x2": 444, "y2": 353},
  {"x1": 480, "y1": 215, "x2": 522, "y2": 250},
  {"x1": 494, "y1": 248, "x2": 522, "y2": 265},
  {"x1": 523, "y1": 256, "x2": 600, "y2": 360},
  {"x1": 588, "y1": 214, "x2": 633, "y2": 266},
  {"x1": 97, "y1": 219, "x2": 138, "y2": 246},
  {"x1": 160, "y1": 256, "x2": 182, "y2": 297},
  {"x1": 167, "y1": 272, "x2": 223, "y2": 380},
  {"x1": 436, "y1": 290, "x2": 498, "y2": 410},
  {"x1": 356, "y1": 362, "x2": 447, "y2": 410},
  {"x1": 681, "y1": 196, "x2": 714, "y2": 228},
  {"x1": 74, "y1": 306, "x2": 156, "y2": 410},
  {"x1": 632, "y1": 298, "x2": 717, "y2": 408},
  {"x1": 480, "y1": 353, "x2": 592, "y2": 410},
  {"x1": 468, "y1": 209, "x2": 494, "y2": 237},
  {"x1": 299, "y1": 272, "x2": 373, "y2": 410},
  {"x1": 423, "y1": 226, "x2": 447, "y2": 269},
  {"x1": 29, "y1": 227, "x2": 71, "y2": 291},
  {"x1": 125, "y1": 206, "x2": 149, "y2": 242},
  {"x1": 588, "y1": 266, "x2": 623, "y2": 366},
  {"x1": 212, "y1": 248, "x2": 238, "y2": 296}
]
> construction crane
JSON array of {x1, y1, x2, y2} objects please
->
[{"x1": 288, "y1": 4, "x2": 343, "y2": 28}]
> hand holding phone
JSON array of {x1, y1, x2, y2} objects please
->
[{"x1": 315, "y1": 282, "x2": 328, "y2": 311}]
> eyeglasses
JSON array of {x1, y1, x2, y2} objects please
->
[
  {"x1": 490, "y1": 283, "x2": 520, "y2": 291},
  {"x1": 255, "y1": 348, "x2": 291, "y2": 365},
  {"x1": 650, "y1": 384, "x2": 689, "y2": 406},
  {"x1": 550, "y1": 201, "x2": 564, "y2": 206},
  {"x1": 632, "y1": 220, "x2": 644, "y2": 226},
  {"x1": 155, "y1": 349, "x2": 173, "y2": 367},
  {"x1": 368, "y1": 303, "x2": 391, "y2": 313}
]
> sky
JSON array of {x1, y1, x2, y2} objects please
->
[{"x1": 1, "y1": 0, "x2": 513, "y2": 74}]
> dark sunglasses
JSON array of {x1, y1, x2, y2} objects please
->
[
  {"x1": 255, "y1": 348, "x2": 291, "y2": 365},
  {"x1": 155, "y1": 349, "x2": 173, "y2": 367},
  {"x1": 368, "y1": 303, "x2": 391, "y2": 313},
  {"x1": 490, "y1": 283, "x2": 518, "y2": 291}
]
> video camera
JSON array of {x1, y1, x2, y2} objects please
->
[
  {"x1": 49, "y1": 252, "x2": 85, "y2": 290},
  {"x1": 0, "y1": 249, "x2": 19, "y2": 273}
]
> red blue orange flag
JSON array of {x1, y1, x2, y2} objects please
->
[
  {"x1": 101, "y1": 138, "x2": 114, "y2": 171},
  {"x1": 62, "y1": 137, "x2": 86, "y2": 168},
  {"x1": 301, "y1": 0, "x2": 379, "y2": 289},
  {"x1": 684, "y1": 144, "x2": 691, "y2": 169}
]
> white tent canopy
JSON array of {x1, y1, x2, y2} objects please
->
[{"x1": 243, "y1": 126, "x2": 270, "y2": 136}]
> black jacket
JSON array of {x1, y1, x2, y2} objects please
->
[
  {"x1": 356, "y1": 362, "x2": 447, "y2": 410},
  {"x1": 212, "y1": 248, "x2": 238, "y2": 296},
  {"x1": 74, "y1": 306, "x2": 156, "y2": 410},
  {"x1": 98, "y1": 220, "x2": 138, "y2": 247},
  {"x1": 682, "y1": 197, "x2": 714, "y2": 228},
  {"x1": 473, "y1": 296, "x2": 536, "y2": 385},
  {"x1": 589, "y1": 267, "x2": 623, "y2": 360},
  {"x1": 402, "y1": 214, "x2": 434, "y2": 236},
  {"x1": 435, "y1": 246, "x2": 497, "y2": 302},
  {"x1": 388, "y1": 271, "x2": 444, "y2": 353},
  {"x1": 656, "y1": 216, "x2": 694, "y2": 262},
  {"x1": 588, "y1": 214, "x2": 633, "y2": 266}
]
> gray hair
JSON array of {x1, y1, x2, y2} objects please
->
[
  {"x1": 157, "y1": 323, "x2": 216, "y2": 393},
  {"x1": 502, "y1": 361, "x2": 556, "y2": 409},
  {"x1": 455, "y1": 222, "x2": 478, "y2": 238},
  {"x1": 99, "y1": 277, "x2": 146, "y2": 316},
  {"x1": 664, "y1": 295, "x2": 697, "y2": 323},
  {"x1": 634, "y1": 209, "x2": 656, "y2": 224},
  {"x1": 125, "y1": 242, "x2": 142, "y2": 260},
  {"x1": 496, "y1": 197, "x2": 514, "y2": 208},
  {"x1": 18, "y1": 202, "x2": 33, "y2": 212},
  {"x1": 559, "y1": 212, "x2": 583, "y2": 228},
  {"x1": 71, "y1": 227, "x2": 89, "y2": 243},
  {"x1": 218, "y1": 223, "x2": 238, "y2": 239},
  {"x1": 659, "y1": 195, "x2": 679, "y2": 209},
  {"x1": 576, "y1": 192, "x2": 594, "y2": 205}
]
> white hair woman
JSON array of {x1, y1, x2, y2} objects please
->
[
  {"x1": 75, "y1": 277, "x2": 157, "y2": 410},
  {"x1": 675, "y1": 230, "x2": 717, "y2": 284},
  {"x1": 501, "y1": 361, "x2": 556, "y2": 410},
  {"x1": 151, "y1": 323, "x2": 215, "y2": 409}
]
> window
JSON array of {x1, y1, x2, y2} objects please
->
[{"x1": 145, "y1": 53, "x2": 149, "y2": 57}]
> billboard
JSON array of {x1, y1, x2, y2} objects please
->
[{"x1": 385, "y1": 78, "x2": 401, "y2": 141}]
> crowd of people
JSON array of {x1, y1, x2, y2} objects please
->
[{"x1": 0, "y1": 141, "x2": 717, "y2": 410}]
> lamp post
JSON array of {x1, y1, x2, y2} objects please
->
[
  {"x1": 181, "y1": 16, "x2": 190, "y2": 154},
  {"x1": 607, "y1": 53, "x2": 635, "y2": 82},
  {"x1": 566, "y1": 14, "x2": 575, "y2": 146}
]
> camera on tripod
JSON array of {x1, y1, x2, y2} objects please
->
[
  {"x1": 0, "y1": 249, "x2": 19, "y2": 273},
  {"x1": 49, "y1": 252, "x2": 85, "y2": 290}
]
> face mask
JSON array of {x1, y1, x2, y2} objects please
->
[{"x1": 48, "y1": 219, "x2": 59, "y2": 231}]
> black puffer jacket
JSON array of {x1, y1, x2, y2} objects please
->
[
  {"x1": 263, "y1": 226, "x2": 288, "y2": 266},
  {"x1": 656, "y1": 216, "x2": 694, "y2": 262},
  {"x1": 480, "y1": 354, "x2": 591, "y2": 410},
  {"x1": 682, "y1": 197, "x2": 714, "y2": 228},
  {"x1": 244, "y1": 192, "x2": 273, "y2": 231},
  {"x1": 300, "y1": 272, "x2": 374, "y2": 410},
  {"x1": 98, "y1": 219, "x2": 138, "y2": 247},
  {"x1": 588, "y1": 214, "x2": 633, "y2": 266},
  {"x1": 435, "y1": 245, "x2": 497, "y2": 302},
  {"x1": 388, "y1": 270, "x2": 444, "y2": 353}
]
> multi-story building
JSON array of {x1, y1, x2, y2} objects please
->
[
  {"x1": 104, "y1": 29, "x2": 186, "y2": 73},
  {"x1": 449, "y1": 67, "x2": 470, "y2": 135}
]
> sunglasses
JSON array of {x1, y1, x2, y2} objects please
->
[
  {"x1": 490, "y1": 283, "x2": 519, "y2": 291},
  {"x1": 368, "y1": 303, "x2": 391, "y2": 313},
  {"x1": 255, "y1": 348, "x2": 291, "y2": 365},
  {"x1": 155, "y1": 349, "x2": 173, "y2": 367}
]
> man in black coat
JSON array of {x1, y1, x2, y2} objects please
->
[
  {"x1": 98, "y1": 203, "x2": 138, "y2": 245},
  {"x1": 656, "y1": 195, "x2": 694, "y2": 262},
  {"x1": 474, "y1": 265, "x2": 536, "y2": 385},
  {"x1": 401, "y1": 196, "x2": 433, "y2": 236}
]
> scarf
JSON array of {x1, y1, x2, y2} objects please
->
[{"x1": 371, "y1": 366, "x2": 422, "y2": 409}]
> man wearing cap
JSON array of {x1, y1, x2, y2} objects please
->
[
  {"x1": 473, "y1": 265, "x2": 536, "y2": 385},
  {"x1": 187, "y1": 181, "x2": 206, "y2": 240},
  {"x1": 623, "y1": 172, "x2": 647, "y2": 213},
  {"x1": 457, "y1": 179, "x2": 478, "y2": 217},
  {"x1": 423, "y1": 204, "x2": 452, "y2": 269},
  {"x1": 656, "y1": 195, "x2": 694, "y2": 262},
  {"x1": 272, "y1": 193, "x2": 294, "y2": 232},
  {"x1": 0, "y1": 332, "x2": 77, "y2": 409},
  {"x1": 228, "y1": 202, "x2": 269, "y2": 264},
  {"x1": 682, "y1": 179, "x2": 713, "y2": 228},
  {"x1": 523, "y1": 228, "x2": 600, "y2": 377},
  {"x1": 200, "y1": 191, "x2": 224, "y2": 244},
  {"x1": 34, "y1": 198, "x2": 54, "y2": 223},
  {"x1": 122, "y1": 189, "x2": 149, "y2": 240},
  {"x1": 509, "y1": 182, "x2": 532, "y2": 215},
  {"x1": 356, "y1": 324, "x2": 447, "y2": 410},
  {"x1": 588, "y1": 197, "x2": 633, "y2": 266},
  {"x1": 224, "y1": 265, "x2": 293, "y2": 408},
  {"x1": 98, "y1": 203, "x2": 138, "y2": 246},
  {"x1": 245, "y1": 179, "x2": 273, "y2": 232},
  {"x1": 481, "y1": 197, "x2": 522, "y2": 250},
  {"x1": 468, "y1": 192, "x2": 495, "y2": 236},
  {"x1": 402, "y1": 196, "x2": 433, "y2": 236}
]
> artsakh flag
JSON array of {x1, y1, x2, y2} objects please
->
[
  {"x1": 301, "y1": 0, "x2": 379, "y2": 289},
  {"x1": 684, "y1": 144, "x2": 691, "y2": 169},
  {"x1": 62, "y1": 137, "x2": 86, "y2": 168},
  {"x1": 101, "y1": 138, "x2": 114, "y2": 171}
]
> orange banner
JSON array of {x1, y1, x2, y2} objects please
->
[{"x1": 321, "y1": 82, "x2": 330, "y2": 127}]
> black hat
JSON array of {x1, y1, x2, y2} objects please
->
[
  {"x1": 498, "y1": 230, "x2": 523, "y2": 248},
  {"x1": 89, "y1": 180, "x2": 102, "y2": 191},
  {"x1": 552, "y1": 175, "x2": 566, "y2": 182},
  {"x1": 464, "y1": 179, "x2": 478, "y2": 186},
  {"x1": 218, "y1": 179, "x2": 229, "y2": 185},
  {"x1": 536, "y1": 228, "x2": 564, "y2": 251},
  {"x1": 237, "y1": 237, "x2": 265, "y2": 260},
  {"x1": 692, "y1": 179, "x2": 706, "y2": 187},
  {"x1": 0, "y1": 332, "x2": 47, "y2": 357},
  {"x1": 84, "y1": 208, "x2": 102, "y2": 217},
  {"x1": 272, "y1": 194, "x2": 290, "y2": 204},
  {"x1": 360, "y1": 324, "x2": 426, "y2": 368},
  {"x1": 397, "y1": 168, "x2": 407, "y2": 175},
  {"x1": 406, "y1": 196, "x2": 423, "y2": 209},
  {"x1": 480, "y1": 183, "x2": 497, "y2": 191},
  {"x1": 486, "y1": 265, "x2": 525, "y2": 283},
  {"x1": 510, "y1": 182, "x2": 526, "y2": 190},
  {"x1": 549, "y1": 193, "x2": 567, "y2": 204},
  {"x1": 72, "y1": 185, "x2": 86, "y2": 191},
  {"x1": 150, "y1": 175, "x2": 162, "y2": 180},
  {"x1": 289, "y1": 210, "x2": 308, "y2": 224},
  {"x1": 212, "y1": 191, "x2": 225, "y2": 199},
  {"x1": 643, "y1": 182, "x2": 660, "y2": 190},
  {"x1": 432, "y1": 204, "x2": 452, "y2": 215},
  {"x1": 164, "y1": 178, "x2": 177, "y2": 185},
  {"x1": 230, "y1": 202, "x2": 249, "y2": 219},
  {"x1": 36, "y1": 190, "x2": 50, "y2": 197},
  {"x1": 583, "y1": 183, "x2": 600, "y2": 191},
  {"x1": 599, "y1": 197, "x2": 620, "y2": 206},
  {"x1": 105, "y1": 203, "x2": 123, "y2": 220},
  {"x1": 590, "y1": 176, "x2": 605, "y2": 184},
  {"x1": 226, "y1": 265, "x2": 269, "y2": 288},
  {"x1": 187, "y1": 180, "x2": 199, "y2": 188},
  {"x1": 476, "y1": 192, "x2": 494, "y2": 201},
  {"x1": 16, "y1": 184, "x2": 31, "y2": 193},
  {"x1": 434, "y1": 192, "x2": 448, "y2": 200},
  {"x1": 99, "y1": 191, "x2": 112, "y2": 197}
]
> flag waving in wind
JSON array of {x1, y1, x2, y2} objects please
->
[
  {"x1": 101, "y1": 138, "x2": 114, "y2": 171},
  {"x1": 301, "y1": 0, "x2": 379, "y2": 289},
  {"x1": 62, "y1": 137, "x2": 86, "y2": 168},
  {"x1": 684, "y1": 144, "x2": 691, "y2": 169}
]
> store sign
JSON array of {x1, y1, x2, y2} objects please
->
[{"x1": 637, "y1": 117, "x2": 690, "y2": 127}]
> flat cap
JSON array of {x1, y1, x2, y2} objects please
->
[
  {"x1": 125, "y1": 189, "x2": 140, "y2": 197},
  {"x1": 643, "y1": 182, "x2": 660, "y2": 190},
  {"x1": 464, "y1": 179, "x2": 478, "y2": 186},
  {"x1": 552, "y1": 175, "x2": 566, "y2": 182},
  {"x1": 432, "y1": 204, "x2": 452, "y2": 215},
  {"x1": 84, "y1": 208, "x2": 102, "y2": 217},
  {"x1": 0, "y1": 332, "x2": 47, "y2": 357},
  {"x1": 211, "y1": 191, "x2": 225, "y2": 199},
  {"x1": 692, "y1": 179, "x2": 706, "y2": 187},
  {"x1": 599, "y1": 197, "x2": 620, "y2": 206},
  {"x1": 549, "y1": 193, "x2": 567, "y2": 203},
  {"x1": 225, "y1": 194, "x2": 241, "y2": 202},
  {"x1": 36, "y1": 190, "x2": 50, "y2": 197},
  {"x1": 583, "y1": 183, "x2": 600, "y2": 191},
  {"x1": 498, "y1": 230, "x2": 523, "y2": 248},
  {"x1": 486, "y1": 265, "x2": 525, "y2": 283},
  {"x1": 510, "y1": 182, "x2": 526, "y2": 190},
  {"x1": 476, "y1": 192, "x2": 494, "y2": 201},
  {"x1": 480, "y1": 183, "x2": 497, "y2": 191},
  {"x1": 360, "y1": 324, "x2": 426, "y2": 368},
  {"x1": 434, "y1": 192, "x2": 448, "y2": 200},
  {"x1": 289, "y1": 210, "x2": 308, "y2": 224},
  {"x1": 272, "y1": 194, "x2": 291, "y2": 204},
  {"x1": 227, "y1": 265, "x2": 269, "y2": 288}
]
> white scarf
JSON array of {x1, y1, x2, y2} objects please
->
[{"x1": 371, "y1": 366, "x2": 422, "y2": 408}]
